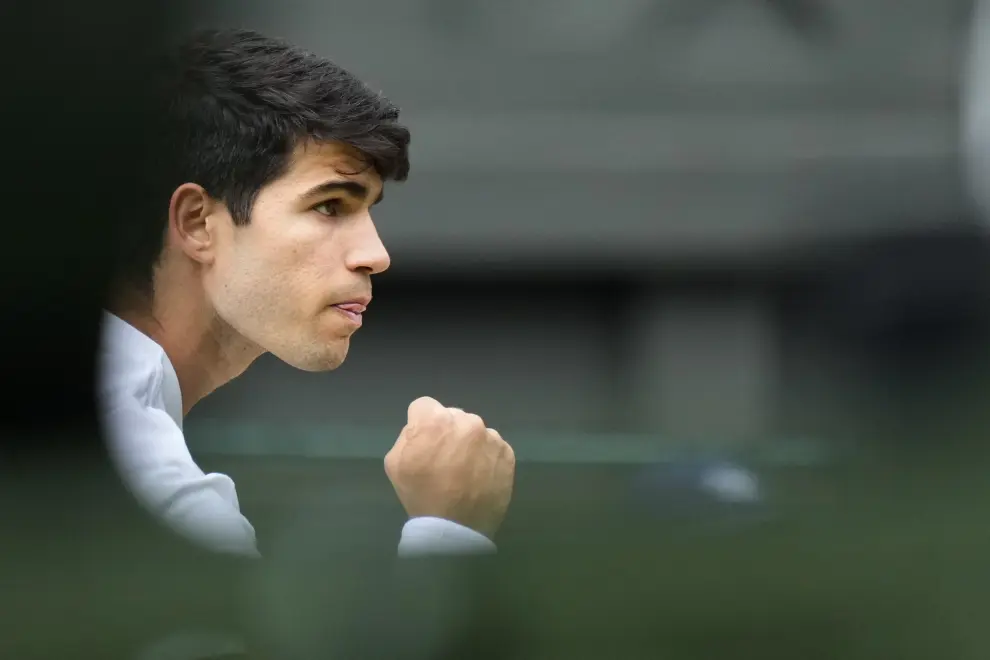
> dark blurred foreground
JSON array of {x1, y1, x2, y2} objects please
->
[
  {"x1": 6, "y1": 445, "x2": 990, "y2": 658},
  {"x1": 192, "y1": 450, "x2": 990, "y2": 660}
]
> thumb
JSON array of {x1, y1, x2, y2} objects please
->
[{"x1": 407, "y1": 396, "x2": 444, "y2": 423}]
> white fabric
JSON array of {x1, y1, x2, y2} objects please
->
[
  {"x1": 97, "y1": 312, "x2": 495, "y2": 558},
  {"x1": 963, "y1": 0, "x2": 990, "y2": 219},
  {"x1": 398, "y1": 516, "x2": 499, "y2": 556}
]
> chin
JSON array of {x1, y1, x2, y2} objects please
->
[{"x1": 276, "y1": 341, "x2": 350, "y2": 373}]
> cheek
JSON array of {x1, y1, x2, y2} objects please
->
[
  {"x1": 284, "y1": 220, "x2": 347, "y2": 285},
  {"x1": 206, "y1": 231, "x2": 283, "y2": 313},
  {"x1": 229, "y1": 224, "x2": 334, "y2": 310},
  {"x1": 309, "y1": 226, "x2": 349, "y2": 274}
]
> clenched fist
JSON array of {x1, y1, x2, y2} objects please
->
[{"x1": 385, "y1": 397, "x2": 515, "y2": 539}]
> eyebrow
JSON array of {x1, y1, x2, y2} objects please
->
[{"x1": 300, "y1": 180, "x2": 384, "y2": 205}]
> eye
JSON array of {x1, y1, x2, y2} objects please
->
[{"x1": 313, "y1": 199, "x2": 344, "y2": 217}]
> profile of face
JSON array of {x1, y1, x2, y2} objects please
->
[{"x1": 172, "y1": 140, "x2": 391, "y2": 371}]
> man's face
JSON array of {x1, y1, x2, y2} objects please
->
[{"x1": 204, "y1": 141, "x2": 391, "y2": 371}]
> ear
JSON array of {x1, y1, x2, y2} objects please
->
[{"x1": 167, "y1": 183, "x2": 224, "y2": 265}]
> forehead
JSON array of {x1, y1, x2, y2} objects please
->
[{"x1": 277, "y1": 140, "x2": 383, "y2": 193}]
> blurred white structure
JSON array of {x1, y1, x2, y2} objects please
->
[
  {"x1": 700, "y1": 464, "x2": 761, "y2": 503},
  {"x1": 963, "y1": 0, "x2": 990, "y2": 218}
]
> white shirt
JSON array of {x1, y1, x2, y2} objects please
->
[{"x1": 97, "y1": 312, "x2": 495, "y2": 558}]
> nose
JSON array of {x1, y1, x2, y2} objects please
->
[{"x1": 344, "y1": 212, "x2": 391, "y2": 275}]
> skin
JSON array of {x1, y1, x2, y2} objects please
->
[{"x1": 117, "y1": 140, "x2": 390, "y2": 414}]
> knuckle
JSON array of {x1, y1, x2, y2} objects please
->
[
  {"x1": 450, "y1": 408, "x2": 484, "y2": 432},
  {"x1": 440, "y1": 409, "x2": 458, "y2": 428},
  {"x1": 421, "y1": 408, "x2": 451, "y2": 431},
  {"x1": 461, "y1": 416, "x2": 487, "y2": 439},
  {"x1": 464, "y1": 413, "x2": 485, "y2": 432}
]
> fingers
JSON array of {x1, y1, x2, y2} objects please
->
[
  {"x1": 389, "y1": 397, "x2": 516, "y2": 537},
  {"x1": 487, "y1": 427, "x2": 514, "y2": 456},
  {"x1": 408, "y1": 399, "x2": 484, "y2": 431},
  {"x1": 458, "y1": 412, "x2": 486, "y2": 435}
]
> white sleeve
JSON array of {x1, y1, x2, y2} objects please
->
[
  {"x1": 102, "y1": 388, "x2": 493, "y2": 559},
  {"x1": 398, "y1": 517, "x2": 497, "y2": 557},
  {"x1": 102, "y1": 401, "x2": 261, "y2": 558}
]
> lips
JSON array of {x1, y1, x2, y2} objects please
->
[
  {"x1": 332, "y1": 302, "x2": 367, "y2": 314},
  {"x1": 331, "y1": 299, "x2": 369, "y2": 326}
]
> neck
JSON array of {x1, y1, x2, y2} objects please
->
[{"x1": 109, "y1": 271, "x2": 263, "y2": 416}]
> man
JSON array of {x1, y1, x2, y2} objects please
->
[{"x1": 98, "y1": 28, "x2": 515, "y2": 559}]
